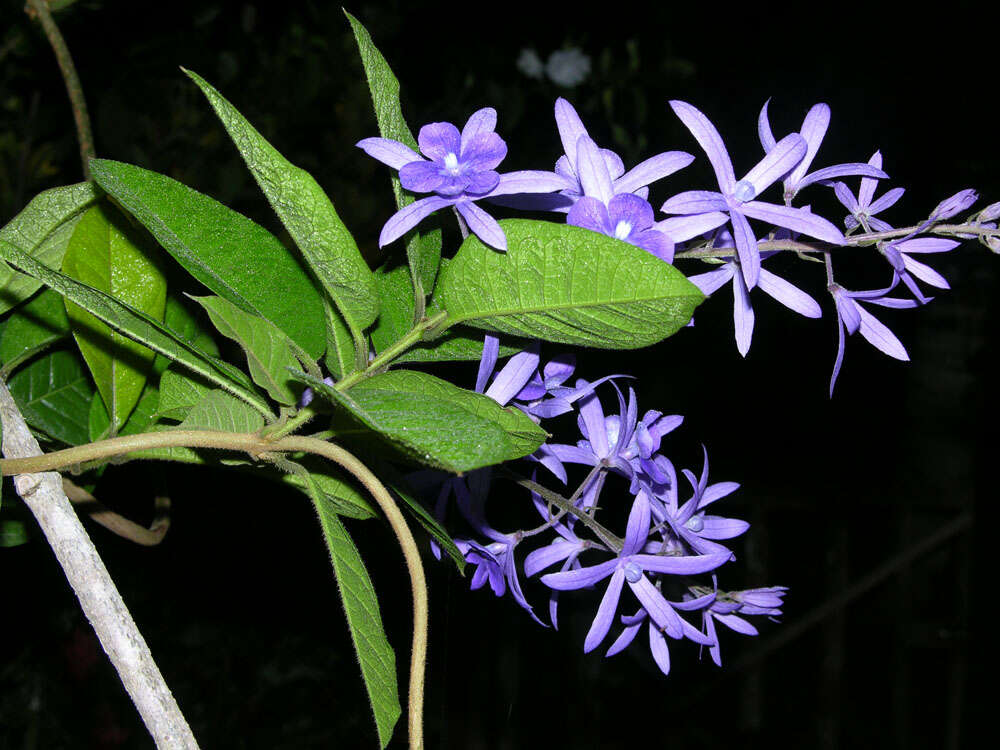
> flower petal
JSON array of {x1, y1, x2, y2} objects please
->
[
  {"x1": 614, "y1": 151, "x2": 694, "y2": 195},
  {"x1": 460, "y1": 107, "x2": 498, "y2": 153},
  {"x1": 788, "y1": 103, "x2": 830, "y2": 186},
  {"x1": 542, "y1": 558, "x2": 618, "y2": 591},
  {"x1": 632, "y1": 550, "x2": 730, "y2": 576},
  {"x1": 568, "y1": 196, "x2": 612, "y2": 235},
  {"x1": 669, "y1": 100, "x2": 735, "y2": 193},
  {"x1": 733, "y1": 270, "x2": 755, "y2": 356},
  {"x1": 661, "y1": 190, "x2": 728, "y2": 215},
  {"x1": 379, "y1": 195, "x2": 453, "y2": 246},
  {"x1": 757, "y1": 98, "x2": 777, "y2": 152},
  {"x1": 629, "y1": 575, "x2": 683, "y2": 638},
  {"x1": 740, "y1": 201, "x2": 846, "y2": 244},
  {"x1": 399, "y1": 160, "x2": 445, "y2": 193},
  {"x1": 730, "y1": 210, "x2": 761, "y2": 289},
  {"x1": 741, "y1": 133, "x2": 806, "y2": 195},
  {"x1": 648, "y1": 625, "x2": 672, "y2": 675},
  {"x1": 653, "y1": 212, "x2": 729, "y2": 242},
  {"x1": 456, "y1": 201, "x2": 507, "y2": 251},
  {"x1": 357, "y1": 137, "x2": 422, "y2": 169},
  {"x1": 488, "y1": 170, "x2": 575, "y2": 197},
  {"x1": 524, "y1": 540, "x2": 578, "y2": 577},
  {"x1": 856, "y1": 304, "x2": 909, "y2": 360},
  {"x1": 758, "y1": 267, "x2": 823, "y2": 318},
  {"x1": 554, "y1": 97, "x2": 589, "y2": 167},
  {"x1": 584, "y1": 569, "x2": 626, "y2": 652},
  {"x1": 476, "y1": 334, "x2": 500, "y2": 393},
  {"x1": 418, "y1": 121, "x2": 461, "y2": 161},
  {"x1": 576, "y1": 136, "x2": 614, "y2": 204}
]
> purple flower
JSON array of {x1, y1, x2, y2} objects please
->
[
  {"x1": 358, "y1": 107, "x2": 571, "y2": 251},
  {"x1": 689, "y1": 240, "x2": 822, "y2": 357},
  {"x1": 663, "y1": 100, "x2": 846, "y2": 290},
  {"x1": 828, "y1": 281, "x2": 918, "y2": 395},
  {"x1": 677, "y1": 584, "x2": 787, "y2": 666},
  {"x1": 881, "y1": 236, "x2": 958, "y2": 301},
  {"x1": 833, "y1": 151, "x2": 905, "y2": 232},
  {"x1": 541, "y1": 490, "x2": 730, "y2": 652},
  {"x1": 929, "y1": 188, "x2": 978, "y2": 222},
  {"x1": 604, "y1": 599, "x2": 714, "y2": 675},
  {"x1": 568, "y1": 193, "x2": 674, "y2": 259},
  {"x1": 553, "y1": 98, "x2": 693, "y2": 209},
  {"x1": 758, "y1": 100, "x2": 887, "y2": 203}
]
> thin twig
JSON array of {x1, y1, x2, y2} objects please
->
[
  {"x1": 62, "y1": 477, "x2": 171, "y2": 546},
  {"x1": 25, "y1": 0, "x2": 95, "y2": 178},
  {"x1": 0, "y1": 380, "x2": 198, "y2": 748}
]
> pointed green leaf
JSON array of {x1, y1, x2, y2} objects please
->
[
  {"x1": 177, "y1": 389, "x2": 265, "y2": 433},
  {"x1": 153, "y1": 296, "x2": 220, "y2": 376},
  {"x1": 280, "y1": 458, "x2": 376, "y2": 520},
  {"x1": 155, "y1": 367, "x2": 213, "y2": 422},
  {"x1": 7, "y1": 349, "x2": 94, "y2": 445},
  {"x1": 0, "y1": 239, "x2": 273, "y2": 418},
  {"x1": 371, "y1": 263, "x2": 524, "y2": 363},
  {"x1": 437, "y1": 219, "x2": 705, "y2": 349},
  {"x1": 346, "y1": 10, "x2": 441, "y2": 295},
  {"x1": 308, "y1": 485, "x2": 400, "y2": 748},
  {"x1": 89, "y1": 159, "x2": 327, "y2": 360},
  {"x1": 62, "y1": 204, "x2": 167, "y2": 432},
  {"x1": 323, "y1": 298, "x2": 357, "y2": 381},
  {"x1": 0, "y1": 182, "x2": 100, "y2": 314},
  {"x1": 0, "y1": 289, "x2": 70, "y2": 372},
  {"x1": 184, "y1": 70, "x2": 379, "y2": 341},
  {"x1": 295, "y1": 369, "x2": 548, "y2": 474},
  {"x1": 191, "y1": 295, "x2": 301, "y2": 406},
  {"x1": 89, "y1": 384, "x2": 160, "y2": 442}
]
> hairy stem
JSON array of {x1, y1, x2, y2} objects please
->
[
  {"x1": 25, "y1": 0, "x2": 95, "y2": 179},
  {"x1": 0, "y1": 427, "x2": 429, "y2": 750}
]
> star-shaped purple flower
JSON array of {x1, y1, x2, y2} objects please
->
[
  {"x1": 833, "y1": 151, "x2": 905, "y2": 232},
  {"x1": 758, "y1": 100, "x2": 887, "y2": 204},
  {"x1": 358, "y1": 107, "x2": 571, "y2": 251},
  {"x1": 662, "y1": 100, "x2": 846, "y2": 290}
]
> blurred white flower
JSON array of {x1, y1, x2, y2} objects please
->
[
  {"x1": 516, "y1": 48, "x2": 545, "y2": 79},
  {"x1": 545, "y1": 48, "x2": 591, "y2": 87}
]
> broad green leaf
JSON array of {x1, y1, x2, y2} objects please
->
[
  {"x1": 153, "y1": 296, "x2": 220, "y2": 376},
  {"x1": 371, "y1": 263, "x2": 523, "y2": 364},
  {"x1": 308, "y1": 482, "x2": 400, "y2": 748},
  {"x1": 346, "y1": 10, "x2": 441, "y2": 295},
  {"x1": 184, "y1": 70, "x2": 379, "y2": 344},
  {"x1": 0, "y1": 239, "x2": 272, "y2": 418},
  {"x1": 295, "y1": 369, "x2": 548, "y2": 474},
  {"x1": 281, "y1": 458, "x2": 376, "y2": 520},
  {"x1": 89, "y1": 384, "x2": 160, "y2": 442},
  {"x1": 155, "y1": 367, "x2": 213, "y2": 422},
  {"x1": 438, "y1": 219, "x2": 705, "y2": 349},
  {"x1": 0, "y1": 289, "x2": 70, "y2": 372},
  {"x1": 1, "y1": 520, "x2": 29, "y2": 548},
  {"x1": 7, "y1": 349, "x2": 93, "y2": 445},
  {"x1": 323, "y1": 298, "x2": 357, "y2": 381},
  {"x1": 63, "y1": 204, "x2": 167, "y2": 432},
  {"x1": 191, "y1": 295, "x2": 301, "y2": 406},
  {"x1": 0, "y1": 182, "x2": 100, "y2": 314},
  {"x1": 89, "y1": 159, "x2": 326, "y2": 360},
  {"x1": 177, "y1": 388, "x2": 266, "y2": 433}
]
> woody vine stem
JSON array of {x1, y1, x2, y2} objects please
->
[{"x1": 0, "y1": 428, "x2": 431, "y2": 750}]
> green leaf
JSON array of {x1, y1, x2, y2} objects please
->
[
  {"x1": 155, "y1": 367, "x2": 213, "y2": 422},
  {"x1": 177, "y1": 388, "x2": 266, "y2": 433},
  {"x1": 0, "y1": 182, "x2": 100, "y2": 314},
  {"x1": 371, "y1": 263, "x2": 523, "y2": 364},
  {"x1": 308, "y1": 485, "x2": 400, "y2": 748},
  {"x1": 346, "y1": 10, "x2": 441, "y2": 295},
  {"x1": 62, "y1": 204, "x2": 167, "y2": 432},
  {"x1": 184, "y1": 70, "x2": 379, "y2": 344},
  {"x1": 0, "y1": 239, "x2": 273, "y2": 418},
  {"x1": 7, "y1": 349, "x2": 94, "y2": 445},
  {"x1": 280, "y1": 459, "x2": 376, "y2": 520},
  {"x1": 0, "y1": 289, "x2": 70, "y2": 372},
  {"x1": 295, "y1": 369, "x2": 548, "y2": 474},
  {"x1": 89, "y1": 384, "x2": 160, "y2": 442},
  {"x1": 323, "y1": 298, "x2": 357, "y2": 381},
  {"x1": 0, "y1": 520, "x2": 29, "y2": 548},
  {"x1": 191, "y1": 295, "x2": 302, "y2": 406},
  {"x1": 89, "y1": 159, "x2": 327, "y2": 360},
  {"x1": 437, "y1": 219, "x2": 705, "y2": 349},
  {"x1": 153, "y1": 296, "x2": 220, "y2": 376}
]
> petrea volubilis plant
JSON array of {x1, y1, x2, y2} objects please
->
[{"x1": 0, "y1": 6, "x2": 995, "y2": 749}]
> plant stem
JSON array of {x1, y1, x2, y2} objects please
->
[
  {"x1": 25, "y1": 0, "x2": 95, "y2": 179},
  {"x1": 0, "y1": 382, "x2": 198, "y2": 748},
  {"x1": 0, "y1": 427, "x2": 429, "y2": 750}
]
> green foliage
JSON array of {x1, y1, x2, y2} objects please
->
[
  {"x1": 155, "y1": 367, "x2": 212, "y2": 422},
  {"x1": 177, "y1": 389, "x2": 266, "y2": 433},
  {"x1": 438, "y1": 219, "x2": 705, "y2": 348},
  {"x1": 88, "y1": 385, "x2": 160, "y2": 442},
  {"x1": 191, "y1": 295, "x2": 303, "y2": 406},
  {"x1": 62, "y1": 204, "x2": 167, "y2": 433},
  {"x1": 184, "y1": 69, "x2": 379, "y2": 354},
  {"x1": 89, "y1": 159, "x2": 327, "y2": 360},
  {"x1": 280, "y1": 459, "x2": 376, "y2": 520},
  {"x1": 323, "y1": 297, "x2": 358, "y2": 381},
  {"x1": 0, "y1": 182, "x2": 99, "y2": 315},
  {"x1": 152, "y1": 296, "x2": 220, "y2": 376},
  {"x1": 6, "y1": 349, "x2": 93, "y2": 445},
  {"x1": 371, "y1": 262, "x2": 524, "y2": 363},
  {"x1": 346, "y1": 10, "x2": 441, "y2": 297},
  {"x1": 0, "y1": 239, "x2": 273, "y2": 418},
  {"x1": 308, "y1": 488, "x2": 401, "y2": 748},
  {"x1": 0, "y1": 289, "x2": 70, "y2": 373},
  {"x1": 296, "y1": 369, "x2": 548, "y2": 474}
]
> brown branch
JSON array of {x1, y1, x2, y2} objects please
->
[
  {"x1": 62, "y1": 477, "x2": 171, "y2": 546},
  {"x1": 25, "y1": 0, "x2": 95, "y2": 179}
]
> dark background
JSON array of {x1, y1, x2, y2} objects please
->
[{"x1": 1, "y1": 0, "x2": 997, "y2": 747}]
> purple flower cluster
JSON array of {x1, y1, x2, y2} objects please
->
[{"x1": 415, "y1": 338, "x2": 784, "y2": 675}]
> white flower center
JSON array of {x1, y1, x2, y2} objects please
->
[
  {"x1": 623, "y1": 561, "x2": 643, "y2": 583},
  {"x1": 614, "y1": 220, "x2": 633, "y2": 240},
  {"x1": 443, "y1": 152, "x2": 460, "y2": 174},
  {"x1": 685, "y1": 515, "x2": 704, "y2": 533},
  {"x1": 732, "y1": 179, "x2": 756, "y2": 203}
]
